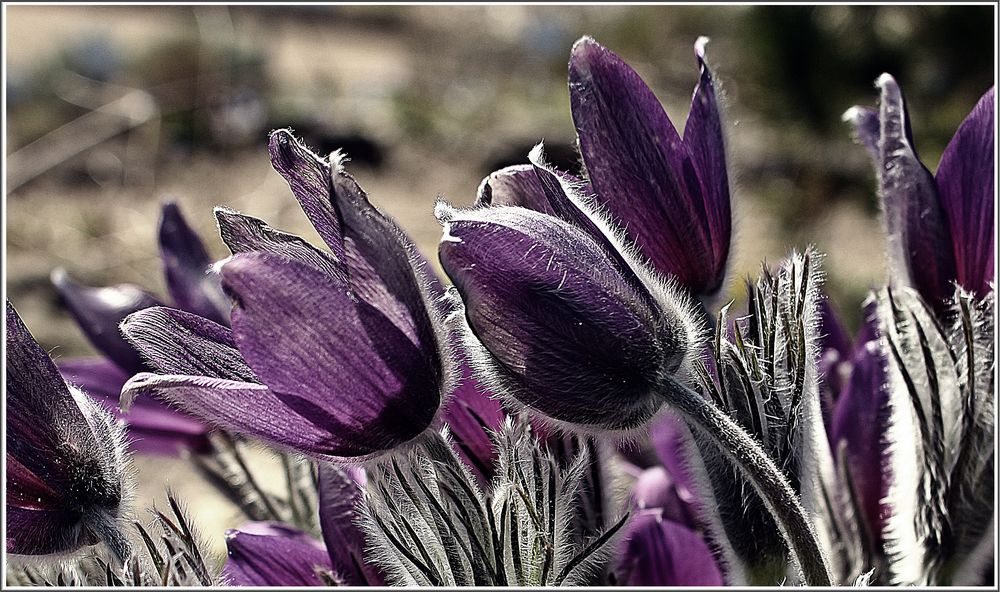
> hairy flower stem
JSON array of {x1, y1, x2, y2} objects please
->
[{"x1": 659, "y1": 376, "x2": 834, "y2": 587}]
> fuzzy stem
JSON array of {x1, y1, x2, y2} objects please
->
[{"x1": 659, "y1": 376, "x2": 833, "y2": 587}]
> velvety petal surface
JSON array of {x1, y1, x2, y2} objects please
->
[
  {"x1": 220, "y1": 251, "x2": 439, "y2": 457},
  {"x1": 158, "y1": 202, "x2": 230, "y2": 325},
  {"x1": 935, "y1": 86, "x2": 995, "y2": 298},
  {"x1": 569, "y1": 37, "x2": 728, "y2": 297},
  {"x1": 51, "y1": 269, "x2": 164, "y2": 374},
  {"x1": 875, "y1": 74, "x2": 957, "y2": 307},
  {"x1": 224, "y1": 522, "x2": 332, "y2": 586},
  {"x1": 439, "y1": 207, "x2": 667, "y2": 429},
  {"x1": 615, "y1": 509, "x2": 723, "y2": 586},
  {"x1": 215, "y1": 207, "x2": 347, "y2": 285},
  {"x1": 318, "y1": 465, "x2": 385, "y2": 586}
]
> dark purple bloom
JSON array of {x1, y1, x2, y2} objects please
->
[
  {"x1": 5, "y1": 301, "x2": 131, "y2": 561},
  {"x1": 223, "y1": 522, "x2": 333, "y2": 586},
  {"x1": 437, "y1": 200, "x2": 701, "y2": 431},
  {"x1": 50, "y1": 201, "x2": 220, "y2": 455},
  {"x1": 122, "y1": 130, "x2": 452, "y2": 460},
  {"x1": 846, "y1": 78, "x2": 995, "y2": 307},
  {"x1": 569, "y1": 36, "x2": 731, "y2": 302},
  {"x1": 614, "y1": 508, "x2": 723, "y2": 586}
]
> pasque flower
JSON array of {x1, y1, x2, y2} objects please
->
[
  {"x1": 845, "y1": 78, "x2": 995, "y2": 309},
  {"x1": 52, "y1": 202, "x2": 223, "y2": 455},
  {"x1": 6, "y1": 301, "x2": 131, "y2": 561},
  {"x1": 122, "y1": 129, "x2": 453, "y2": 461}
]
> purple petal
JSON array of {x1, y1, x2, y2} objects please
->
[
  {"x1": 224, "y1": 522, "x2": 332, "y2": 586},
  {"x1": 158, "y1": 202, "x2": 230, "y2": 325},
  {"x1": 875, "y1": 74, "x2": 957, "y2": 307},
  {"x1": 629, "y1": 466, "x2": 696, "y2": 528},
  {"x1": 215, "y1": 207, "x2": 348, "y2": 285},
  {"x1": 477, "y1": 164, "x2": 559, "y2": 214},
  {"x1": 817, "y1": 297, "x2": 852, "y2": 422},
  {"x1": 649, "y1": 414, "x2": 699, "y2": 505},
  {"x1": 442, "y1": 361, "x2": 505, "y2": 486},
  {"x1": 59, "y1": 356, "x2": 210, "y2": 456},
  {"x1": 615, "y1": 509, "x2": 723, "y2": 586},
  {"x1": 829, "y1": 336, "x2": 890, "y2": 539},
  {"x1": 6, "y1": 505, "x2": 93, "y2": 556},
  {"x1": 121, "y1": 373, "x2": 352, "y2": 460},
  {"x1": 268, "y1": 129, "x2": 349, "y2": 272},
  {"x1": 121, "y1": 306, "x2": 255, "y2": 381},
  {"x1": 51, "y1": 269, "x2": 164, "y2": 374},
  {"x1": 438, "y1": 207, "x2": 667, "y2": 429},
  {"x1": 569, "y1": 37, "x2": 726, "y2": 297},
  {"x1": 683, "y1": 37, "x2": 732, "y2": 288},
  {"x1": 935, "y1": 86, "x2": 995, "y2": 298},
  {"x1": 220, "y1": 251, "x2": 440, "y2": 457},
  {"x1": 318, "y1": 465, "x2": 385, "y2": 586}
]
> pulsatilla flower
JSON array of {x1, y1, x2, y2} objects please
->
[
  {"x1": 122, "y1": 129, "x2": 453, "y2": 460},
  {"x1": 52, "y1": 201, "x2": 223, "y2": 455},
  {"x1": 6, "y1": 301, "x2": 131, "y2": 562},
  {"x1": 437, "y1": 201, "x2": 701, "y2": 432},
  {"x1": 845, "y1": 78, "x2": 994, "y2": 310}
]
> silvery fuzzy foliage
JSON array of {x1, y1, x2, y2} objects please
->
[
  {"x1": 6, "y1": 494, "x2": 222, "y2": 587},
  {"x1": 877, "y1": 285, "x2": 995, "y2": 586},
  {"x1": 681, "y1": 248, "x2": 834, "y2": 585},
  {"x1": 359, "y1": 422, "x2": 628, "y2": 586},
  {"x1": 190, "y1": 432, "x2": 320, "y2": 535}
]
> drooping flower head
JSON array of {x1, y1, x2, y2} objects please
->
[
  {"x1": 122, "y1": 130, "x2": 454, "y2": 461},
  {"x1": 845, "y1": 78, "x2": 995, "y2": 309},
  {"x1": 6, "y1": 301, "x2": 132, "y2": 562}
]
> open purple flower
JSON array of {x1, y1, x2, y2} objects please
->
[
  {"x1": 845, "y1": 78, "x2": 995, "y2": 309},
  {"x1": 569, "y1": 36, "x2": 732, "y2": 303},
  {"x1": 51, "y1": 202, "x2": 221, "y2": 455},
  {"x1": 122, "y1": 130, "x2": 453, "y2": 461},
  {"x1": 6, "y1": 301, "x2": 131, "y2": 561}
]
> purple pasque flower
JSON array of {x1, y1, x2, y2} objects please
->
[
  {"x1": 845, "y1": 78, "x2": 995, "y2": 309},
  {"x1": 6, "y1": 301, "x2": 131, "y2": 561},
  {"x1": 122, "y1": 129, "x2": 454, "y2": 461},
  {"x1": 224, "y1": 465, "x2": 385, "y2": 586},
  {"x1": 568, "y1": 36, "x2": 732, "y2": 304},
  {"x1": 51, "y1": 202, "x2": 223, "y2": 455},
  {"x1": 438, "y1": 146, "x2": 704, "y2": 431}
]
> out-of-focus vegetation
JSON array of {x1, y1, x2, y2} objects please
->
[{"x1": 6, "y1": 4, "x2": 995, "y2": 350}]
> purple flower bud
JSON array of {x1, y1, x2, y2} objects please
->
[
  {"x1": 569, "y1": 37, "x2": 732, "y2": 302},
  {"x1": 441, "y1": 361, "x2": 505, "y2": 486},
  {"x1": 614, "y1": 509, "x2": 723, "y2": 586},
  {"x1": 158, "y1": 201, "x2": 231, "y2": 326},
  {"x1": 318, "y1": 465, "x2": 385, "y2": 585},
  {"x1": 846, "y1": 78, "x2": 994, "y2": 308},
  {"x1": 629, "y1": 466, "x2": 696, "y2": 528},
  {"x1": 6, "y1": 301, "x2": 131, "y2": 561},
  {"x1": 122, "y1": 131, "x2": 453, "y2": 460},
  {"x1": 437, "y1": 203, "x2": 701, "y2": 432}
]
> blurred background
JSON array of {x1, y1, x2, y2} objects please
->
[{"x1": 4, "y1": 4, "x2": 995, "y2": 557}]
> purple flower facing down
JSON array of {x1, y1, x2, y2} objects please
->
[
  {"x1": 50, "y1": 202, "x2": 222, "y2": 455},
  {"x1": 846, "y1": 78, "x2": 995, "y2": 307},
  {"x1": 438, "y1": 201, "x2": 701, "y2": 432},
  {"x1": 5, "y1": 301, "x2": 131, "y2": 561},
  {"x1": 122, "y1": 130, "x2": 452, "y2": 461},
  {"x1": 569, "y1": 37, "x2": 732, "y2": 302},
  {"x1": 615, "y1": 508, "x2": 723, "y2": 586}
]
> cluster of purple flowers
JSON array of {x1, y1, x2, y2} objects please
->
[{"x1": 5, "y1": 35, "x2": 994, "y2": 588}]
